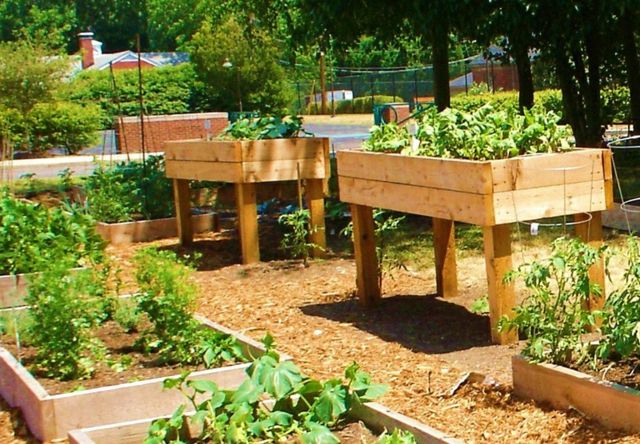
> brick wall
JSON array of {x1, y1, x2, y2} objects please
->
[
  {"x1": 471, "y1": 65, "x2": 519, "y2": 91},
  {"x1": 116, "y1": 112, "x2": 229, "y2": 153}
]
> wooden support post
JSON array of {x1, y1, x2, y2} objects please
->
[
  {"x1": 173, "y1": 179, "x2": 193, "y2": 246},
  {"x1": 483, "y1": 224, "x2": 517, "y2": 345},
  {"x1": 351, "y1": 204, "x2": 380, "y2": 306},
  {"x1": 432, "y1": 218, "x2": 457, "y2": 298},
  {"x1": 305, "y1": 179, "x2": 326, "y2": 258},
  {"x1": 235, "y1": 183, "x2": 260, "y2": 264},
  {"x1": 575, "y1": 211, "x2": 606, "y2": 312}
]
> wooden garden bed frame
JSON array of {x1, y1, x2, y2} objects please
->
[
  {"x1": 164, "y1": 138, "x2": 330, "y2": 264},
  {"x1": 512, "y1": 355, "x2": 640, "y2": 433},
  {"x1": 68, "y1": 400, "x2": 462, "y2": 444},
  {"x1": 95, "y1": 211, "x2": 220, "y2": 245},
  {"x1": 0, "y1": 315, "x2": 287, "y2": 442},
  {"x1": 337, "y1": 148, "x2": 613, "y2": 344},
  {"x1": 0, "y1": 267, "x2": 85, "y2": 309}
]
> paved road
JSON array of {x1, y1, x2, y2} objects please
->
[{"x1": 304, "y1": 122, "x2": 371, "y2": 152}]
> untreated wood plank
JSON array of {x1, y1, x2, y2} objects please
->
[
  {"x1": 491, "y1": 149, "x2": 606, "y2": 192},
  {"x1": 242, "y1": 157, "x2": 325, "y2": 182},
  {"x1": 337, "y1": 150, "x2": 493, "y2": 194},
  {"x1": 574, "y1": 211, "x2": 606, "y2": 315},
  {"x1": 241, "y1": 139, "x2": 324, "y2": 161},
  {"x1": 492, "y1": 181, "x2": 608, "y2": 225},
  {"x1": 338, "y1": 176, "x2": 491, "y2": 226},
  {"x1": 164, "y1": 140, "x2": 242, "y2": 162},
  {"x1": 235, "y1": 183, "x2": 260, "y2": 264},
  {"x1": 305, "y1": 179, "x2": 326, "y2": 258},
  {"x1": 172, "y1": 179, "x2": 193, "y2": 246},
  {"x1": 483, "y1": 224, "x2": 517, "y2": 345},
  {"x1": 432, "y1": 218, "x2": 457, "y2": 299},
  {"x1": 166, "y1": 160, "x2": 242, "y2": 182},
  {"x1": 351, "y1": 204, "x2": 380, "y2": 306}
]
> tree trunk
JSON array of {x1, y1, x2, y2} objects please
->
[
  {"x1": 621, "y1": 12, "x2": 640, "y2": 134},
  {"x1": 555, "y1": 49, "x2": 587, "y2": 145},
  {"x1": 431, "y1": 21, "x2": 450, "y2": 111},
  {"x1": 583, "y1": 21, "x2": 603, "y2": 146},
  {"x1": 513, "y1": 45, "x2": 534, "y2": 112}
]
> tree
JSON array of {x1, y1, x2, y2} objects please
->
[{"x1": 188, "y1": 17, "x2": 291, "y2": 113}]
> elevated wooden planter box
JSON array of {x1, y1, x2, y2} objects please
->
[
  {"x1": 95, "y1": 211, "x2": 219, "y2": 245},
  {"x1": 512, "y1": 355, "x2": 640, "y2": 433},
  {"x1": 0, "y1": 267, "x2": 86, "y2": 309},
  {"x1": 68, "y1": 401, "x2": 462, "y2": 444},
  {"x1": 164, "y1": 138, "x2": 330, "y2": 264},
  {"x1": 0, "y1": 315, "x2": 285, "y2": 442},
  {"x1": 337, "y1": 148, "x2": 613, "y2": 344}
]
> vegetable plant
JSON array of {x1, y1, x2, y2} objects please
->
[
  {"x1": 146, "y1": 336, "x2": 390, "y2": 444},
  {"x1": 134, "y1": 248, "x2": 245, "y2": 367},
  {"x1": 220, "y1": 115, "x2": 308, "y2": 140},
  {"x1": 0, "y1": 189, "x2": 105, "y2": 275},
  {"x1": 499, "y1": 237, "x2": 606, "y2": 364},
  {"x1": 278, "y1": 208, "x2": 322, "y2": 266},
  {"x1": 363, "y1": 105, "x2": 574, "y2": 160}
]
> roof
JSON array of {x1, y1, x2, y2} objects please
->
[{"x1": 71, "y1": 51, "x2": 189, "y2": 73}]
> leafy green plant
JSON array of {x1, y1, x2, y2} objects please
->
[
  {"x1": 499, "y1": 237, "x2": 606, "y2": 365},
  {"x1": 363, "y1": 123, "x2": 412, "y2": 153},
  {"x1": 84, "y1": 155, "x2": 174, "y2": 223},
  {"x1": 377, "y1": 429, "x2": 418, "y2": 444},
  {"x1": 363, "y1": 105, "x2": 574, "y2": 160},
  {"x1": 278, "y1": 208, "x2": 321, "y2": 266},
  {"x1": 597, "y1": 237, "x2": 640, "y2": 360},
  {"x1": 57, "y1": 167, "x2": 74, "y2": 193},
  {"x1": 220, "y1": 115, "x2": 307, "y2": 140},
  {"x1": 113, "y1": 298, "x2": 141, "y2": 333},
  {"x1": 134, "y1": 248, "x2": 245, "y2": 367},
  {"x1": 25, "y1": 266, "x2": 112, "y2": 380},
  {"x1": 470, "y1": 295, "x2": 489, "y2": 315},
  {"x1": 0, "y1": 189, "x2": 105, "y2": 275},
  {"x1": 146, "y1": 337, "x2": 388, "y2": 444}
]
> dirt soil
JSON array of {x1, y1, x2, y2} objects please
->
[
  {"x1": 573, "y1": 357, "x2": 640, "y2": 391},
  {"x1": 0, "y1": 320, "x2": 238, "y2": 396},
  {"x1": 2, "y1": 225, "x2": 640, "y2": 443}
]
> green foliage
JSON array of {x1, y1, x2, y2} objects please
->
[
  {"x1": 221, "y1": 116, "x2": 306, "y2": 140},
  {"x1": 597, "y1": 237, "x2": 640, "y2": 361},
  {"x1": 499, "y1": 237, "x2": 605, "y2": 365},
  {"x1": 25, "y1": 267, "x2": 112, "y2": 380},
  {"x1": 134, "y1": 248, "x2": 245, "y2": 367},
  {"x1": 84, "y1": 155, "x2": 174, "y2": 223},
  {"x1": 278, "y1": 209, "x2": 320, "y2": 265},
  {"x1": 363, "y1": 123, "x2": 411, "y2": 153},
  {"x1": 470, "y1": 295, "x2": 489, "y2": 315},
  {"x1": 306, "y1": 95, "x2": 404, "y2": 115},
  {"x1": 377, "y1": 429, "x2": 418, "y2": 444},
  {"x1": 363, "y1": 105, "x2": 574, "y2": 160},
  {"x1": 188, "y1": 17, "x2": 291, "y2": 113},
  {"x1": 0, "y1": 190, "x2": 105, "y2": 275},
  {"x1": 63, "y1": 64, "x2": 204, "y2": 129},
  {"x1": 113, "y1": 298, "x2": 141, "y2": 334},
  {"x1": 147, "y1": 351, "x2": 388, "y2": 443},
  {"x1": 24, "y1": 102, "x2": 101, "y2": 155}
]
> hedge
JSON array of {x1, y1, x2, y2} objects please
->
[{"x1": 306, "y1": 95, "x2": 404, "y2": 114}]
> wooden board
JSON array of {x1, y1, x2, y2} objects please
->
[
  {"x1": 242, "y1": 157, "x2": 325, "y2": 182},
  {"x1": 512, "y1": 355, "x2": 640, "y2": 434},
  {"x1": 164, "y1": 140, "x2": 242, "y2": 162},
  {"x1": 165, "y1": 160, "x2": 242, "y2": 182}
]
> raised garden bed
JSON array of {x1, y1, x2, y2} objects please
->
[
  {"x1": 337, "y1": 148, "x2": 613, "y2": 344},
  {"x1": 512, "y1": 355, "x2": 640, "y2": 433},
  {"x1": 95, "y1": 211, "x2": 220, "y2": 245},
  {"x1": 0, "y1": 315, "x2": 283, "y2": 442},
  {"x1": 165, "y1": 137, "x2": 330, "y2": 263},
  {"x1": 67, "y1": 400, "x2": 461, "y2": 444},
  {"x1": 0, "y1": 267, "x2": 85, "y2": 309}
]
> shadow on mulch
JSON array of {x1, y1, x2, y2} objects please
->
[{"x1": 301, "y1": 294, "x2": 492, "y2": 354}]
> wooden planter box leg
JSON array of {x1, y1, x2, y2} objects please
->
[
  {"x1": 483, "y1": 224, "x2": 517, "y2": 345},
  {"x1": 235, "y1": 183, "x2": 260, "y2": 264},
  {"x1": 432, "y1": 218, "x2": 457, "y2": 299},
  {"x1": 173, "y1": 179, "x2": 193, "y2": 246},
  {"x1": 305, "y1": 178, "x2": 326, "y2": 258},
  {"x1": 351, "y1": 204, "x2": 380, "y2": 305},
  {"x1": 574, "y1": 211, "x2": 606, "y2": 320}
]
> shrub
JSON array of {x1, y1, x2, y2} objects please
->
[
  {"x1": 0, "y1": 190, "x2": 105, "y2": 275},
  {"x1": 84, "y1": 155, "x2": 174, "y2": 222},
  {"x1": 25, "y1": 101, "x2": 101, "y2": 154}
]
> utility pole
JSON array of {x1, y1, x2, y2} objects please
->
[{"x1": 319, "y1": 51, "x2": 327, "y2": 115}]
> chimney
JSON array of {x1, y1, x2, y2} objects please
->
[{"x1": 78, "y1": 32, "x2": 95, "y2": 69}]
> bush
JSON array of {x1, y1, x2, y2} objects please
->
[
  {"x1": 306, "y1": 95, "x2": 404, "y2": 114},
  {"x1": 84, "y1": 155, "x2": 174, "y2": 223},
  {"x1": 25, "y1": 101, "x2": 101, "y2": 154},
  {"x1": 62, "y1": 64, "x2": 204, "y2": 129}
]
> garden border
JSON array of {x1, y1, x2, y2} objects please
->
[{"x1": 0, "y1": 314, "x2": 285, "y2": 441}]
